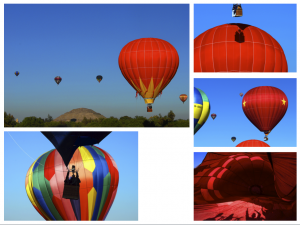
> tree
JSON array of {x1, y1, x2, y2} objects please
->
[
  {"x1": 167, "y1": 110, "x2": 175, "y2": 122},
  {"x1": 44, "y1": 114, "x2": 53, "y2": 122},
  {"x1": 16, "y1": 116, "x2": 45, "y2": 127},
  {"x1": 4, "y1": 112, "x2": 17, "y2": 127}
]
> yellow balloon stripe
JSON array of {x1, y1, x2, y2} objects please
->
[
  {"x1": 78, "y1": 146, "x2": 95, "y2": 173},
  {"x1": 88, "y1": 187, "x2": 97, "y2": 220},
  {"x1": 194, "y1": 103, "x2": 203, "y2": 119},
  {"x1": 198, "y1": 101, "x2": 210, "y2": 125}
]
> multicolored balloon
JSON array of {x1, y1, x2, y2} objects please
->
[
  {"x1": 194, "y1": 88, "x2": 210, "y2": 135},
  {"x1": 239, "y1": 93, "x2": 243, "y2": 97},
  {"x1": 25, "y1": 145, "x2": 119, "y2": 221},
  {"x1": 211, "y1": 113, "x2": 216, "y2": 120},
  {"x1": 15, "y1": 71, "x2": 20, "y2": 76},
  {"x1": 242, "y1": 86, "x2": 288, "y2": 137},
  {"x1": 96, "y1": 75, "x2": 103, "y2": 83},
  {"x1": 231, "y1": 137, "x2": 236, "y2": 142},
  {"x1": 119, "y1": 38, "x2": 179, "y2": 112},
  {"x1": 179, "y1": 94, "x2": 188, "y2": 104},
  {"x1": 236, "y1": 139, "x2": 270, "y2": 147},
  {"x1": 54, "y1": 76, "x2": 62, "y2": 85}
]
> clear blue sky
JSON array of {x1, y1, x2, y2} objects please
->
[
  {"x1": 194, "y1": 4, "x2": 297, "y2": 72},
  {"x1": 194, "y1": 79, "x2": 296, "y2": 147},
  {"x1": 194, "y1": 152, "x2": 207, "y2": 168},
  {"x1": 4, "y1": 4, "x2": 189, "y2": 121},
  {"x1": 4, "y1": 131, "x2": 138, "y2": 221}
]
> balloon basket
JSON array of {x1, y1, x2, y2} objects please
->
[
  {"x1": 63, "y1": 184, "x2": 80, "y2": 200},
  {"x1": 147, "y1": 105, "x2": 152, "y2": 112},
  {"x1": 236, "y1": 9, "x2": 243, "y2": 16}
]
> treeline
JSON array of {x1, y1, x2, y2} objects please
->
[{"x1": 4, "y1": 111, "x2": 189, "y2": 127}]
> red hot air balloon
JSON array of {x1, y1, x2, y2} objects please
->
[
  {"x1": 55, "y1": 76, "x2": 62, "y2": 85},
  {"x1": 236, "y1": 139, "x2": 270, "y2": 147},
  {"x1": 194, "y1": 152, "x2": 296, "y2": 221},
  {"x1": 179, "y1": 94, "x2": 188, "y2": 103},
  {"x1": 194, "y1": 23, "x2": 288, "y2": 72},
  {"x1": 242, "y1": 86, "x2": 288, "y2": 138},
  {"x1": 119, "y1": 38, "x2": 179, "y2": 112},
  {"x1": 211, "y1": 113, "x2": 216, "y2": 120}
]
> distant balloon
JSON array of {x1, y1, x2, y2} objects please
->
[
  {"x1": 25, "y1": 145, "x2": 119, "y2": 221},
  {"x1": 194, "y1": 88, "x2": 210, "y2": 135},
  {"x1": 96, "y1": 75, "x2": 103, "y2": 83},
  {"x1": 239, "y1": 93, "x2": 243, "y2": 97},
  {"x1": 54, "y1": 76, "x2": 62, "y2": 85},
  {"x1": 14, "y1": 71, "x2": 20, "y2": 76},
  {"x1": 236, "y1": 139, "x2": 270, "y2": 147},
  {"x1": 211, "y1": 113, "x2": 216, "y2": 120},
  {"x1": 242, "y1": 86, "x2": 288, "y2": 138},
  {"x1": 231, "y1": 137, "x2": 236, "y2": 142},
  {"x1": 179, "y1": 94, "x2": 188, "y2": 103}
]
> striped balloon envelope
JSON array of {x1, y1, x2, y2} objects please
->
[
  {"x1": 25, "y1": 145, "x2": 119, "y2": 221},
  {"x1": 194, "y1": 87, "x2": 210, "y2": 135}
]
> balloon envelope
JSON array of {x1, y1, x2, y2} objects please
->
[
  {"x1": 194, "y1": 23, "x2": 288, "y2": 72},
  {"x1": 194, "y1": 152, "x2": 296, "y2": 220},
  {"x1": 179, "y1": 94, "x2": 188, "y2": 103},
  {"x1": 211, "y1": 113, "x2": 216, "y2": 120},
  {"x1": 194, "y1": 88, "x2": 210, "y2": 134},
  {"x1": 25, "y1": 145, "x2": 119, "y2": 221},
  {"x1": 54, "y1": 76, "x2": 62, "y2": 85},
  {"x1": 242, "y1": 86, "x2": 288, "y2": 135},
  {"x1": 41, "y1": 132, "x2": 111, "y2": 166},
  {"x1": 236, "y1": 139, "x2": 270, "y2": 147},
  {"x1": 231, "y1": 137, "x2": 236, "y2": 142},
  {"x1": 15, "y1": 71, "x2": 20, "y2": 76},
  {"x1": 118, "y1": 38, "x2": 179, "y2": 105},
  {"x1": 96, "y1": 75, "x2": 103, "y2": 83}
]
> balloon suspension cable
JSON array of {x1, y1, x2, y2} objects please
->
[
  {"x1": 8, "y1": 132, "x2": 81, "y2": 172},
  {"x1": 8, "y1": 132, "x2": 45, "y2": 167}
]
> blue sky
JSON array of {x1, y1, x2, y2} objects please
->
[
  {"x1": 4, "y1": 4, "x2": 189, "y2": 121},
  {"x1": 194, "y1": 79, "x2": 297, "y2": 147},
  {"x1": 194, "y1": 4, "x2": 297, "y2": 72},
  {"x1": 194, "y1": 152, "x2": 207, "y2": 168},
  {"x1": 4, "y1": 131, "x2": 138, "y2": 221}
]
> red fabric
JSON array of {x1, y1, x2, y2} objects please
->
[
  {"x1": 44, "y1": 150, "x2": 56, "y2": 181},
  {"x1": 194, "y1": 152, "x2": 296, "y2": 221},
  {"x1": 118, "y1": 38, "x2": 179, "y2": 96},
  {"x1": 236, "y1": 140, "x2": 270, "y2": 147},
  {"x1": 194, "y1": 23, "x2": 288, "y2": 72},
  {"x1": 179, "y1": 94, "x2": 188, "y2": 103},
  {"x1": 242, "y1": 86, "x2": 288, "y2": 133}
]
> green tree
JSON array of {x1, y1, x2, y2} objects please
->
[
  {"x1": 16, "y1": 116, "x2": 45, "y2": 127},
  {"x1": 4, "y1": 112, "x2": 17, "y2": 127},
  {"x1": 167, "y1": 110, "x2": 175, "y2": 122}
]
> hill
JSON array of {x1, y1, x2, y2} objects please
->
[{"x1": 54, "y1": 108, "x2": 106, "y2": 122}]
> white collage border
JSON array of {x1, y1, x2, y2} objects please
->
[{"x1": 1, "y1": 0, "x2": 299, "y2": 224}]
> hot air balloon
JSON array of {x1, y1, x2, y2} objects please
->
[
  {"x1": 232, "y1": 4, "x2": 242, "y2": 17},
  {"x1": 194, "y1": 23, "x2": 288, "y2": 72},
  {"x1": 194, "y1": 88, "x2": 210, "y2": 135},
  {"x1": 42, "y1": 132, "x2": 111, "y2": 167},
  {"x1": 55, "y1": 76, "x2": 62, "y2": 85},
  {"x1": 118, "y1": 38, "x2": 179, "y2": 112},
  {"x1": 239, "y1": 93, "x2": 243, "y2": 97},
  {"x1": 179, "y1": 94, "x2": 188, "y2": 104},
  {"x1": 211, "y1": 113, "x2": 216, "y2": 120},
  {"x1": 236, "y1": 139, "x2": 270, "y2": 147},
  {"x1": 14, "y1": 71, "x2": 20, "y2": 76},
  {"x1": 25, "y1": 145, "x2": 119, "y2": 221},
  {"x1": 231, "y1": 137, "x2": 236, "y2": 142},
  {"x1": 242, "y1": 86, "x2": 288, "y2": 139},
  {"x1": 96, "y1": 75, "x2": 103, "y2": 83},
  {"x1": 194, "y1": 152, "x2": 296, "y2": 221}
]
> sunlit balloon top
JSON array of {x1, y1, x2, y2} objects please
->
[{"x1": 194, "y1": 23, "x2": 288, "y2": 72}]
